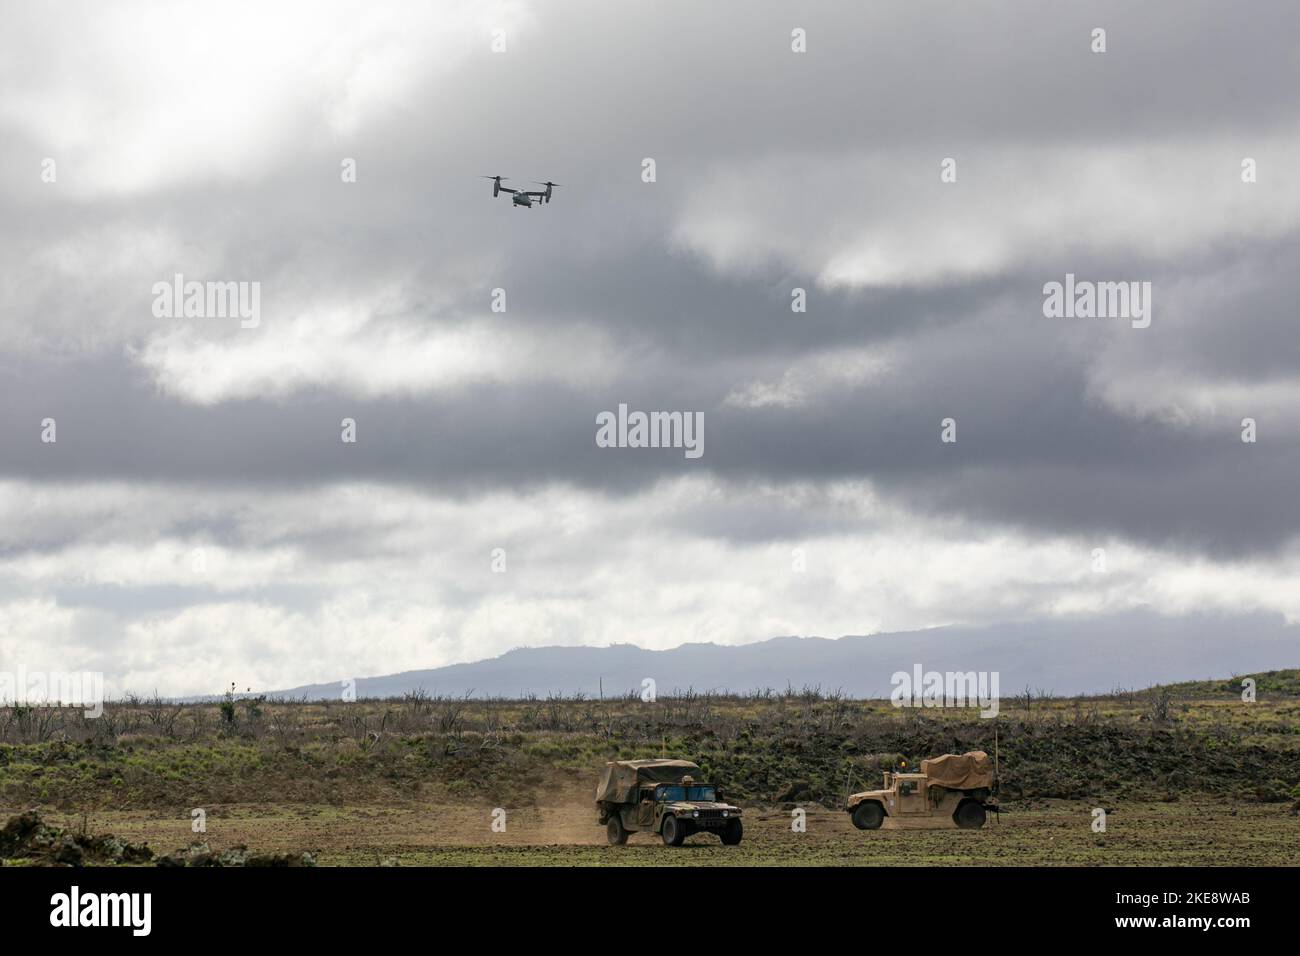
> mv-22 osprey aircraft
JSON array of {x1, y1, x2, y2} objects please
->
[{"x1": 480, "y1": 175, "x2": 562, "y2": 208}]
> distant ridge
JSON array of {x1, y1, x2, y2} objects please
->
[{"x1": 242, "y1": 609, "x2": 1299, "y2": 702}]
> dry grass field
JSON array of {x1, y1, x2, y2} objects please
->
[
  {"x1": 3, "y1": 671, "x2": 1298, "y2": 865},
  {"x1": 30, "y1": 798, "x2": 1297, "y2": 867}
]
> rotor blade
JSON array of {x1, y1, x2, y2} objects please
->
[
  {"x1": 479, "y1": 175, "x2": 509, "y2": 180},
  {"x1": 532, "y1": 181, "x2": 563, "y2": 187}
]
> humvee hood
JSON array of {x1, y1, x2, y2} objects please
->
[{"x1": 666, "y1": 801, "x2": 739, "y2": 813}]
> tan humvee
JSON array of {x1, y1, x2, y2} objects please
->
[
  {"x1": 845, "y1": 751, "x2": 998, "y2": 830},
  {"x1": 596, "y1": 758, "x2": 743, "y2": 846}
]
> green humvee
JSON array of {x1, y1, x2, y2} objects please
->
[{"x1": 596, "y1": 758, "x2": 743, "y2": 846}]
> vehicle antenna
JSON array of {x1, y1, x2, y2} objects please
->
[{"x1": 994, "y1": 724, "x2": 1001, "y2": 795}]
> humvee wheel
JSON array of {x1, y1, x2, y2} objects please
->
[
  {"x1": 607, "y1": 816, "x2": 628, "y2": 846},
  {"x1": 955, "y1": 800, "x2": 987, "y2": 829},
  {"x1": 851, "y1": 802, "x2": 884, "y2": 830},
  {"x1": 661, "y1": 815, "x2": 686, "y2": 846},
  {"x1": 720, "y1": 818, "x2": 743, "y2": 846}
]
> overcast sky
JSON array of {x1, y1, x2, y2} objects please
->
[{"x1": 2, "y1": 1, "x2": 1298, "y2": 696}]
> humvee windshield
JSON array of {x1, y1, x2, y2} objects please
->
[{"x1": 655, "y1": 785, "x2": 716, "y2": 801}]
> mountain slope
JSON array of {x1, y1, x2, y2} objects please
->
[{"x1": 262, "y1": 609, "x2": 1300, "y2": 701}]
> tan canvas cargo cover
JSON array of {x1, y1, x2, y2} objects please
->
[
  {"x1": 921, "y1": 751, "x2": 993, "y2": 790},
  {"x1": 596, "y1": 759, "x2": 701, "y2": 803}
]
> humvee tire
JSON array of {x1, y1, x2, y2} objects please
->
[
  {"x1": 852, "y1": 801, "x2": 884, "y2": 830},
  {"x1": 607, "y1": 816, "x2": 628, "y2": 845},
  {"x1": 955, "y1": 800, "x2": 987, "y2": 829},
  {"x1": 720, "y1": 818, "x2": 743, "y2": 845},
  {"x1": 661, "y1": 815, "x2": 686, "y2": 846}
]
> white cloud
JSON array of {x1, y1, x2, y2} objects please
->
[
  {"x1": 0, "y1": 0, "x2": 533, "y2": 196},
  {"x1": 723, "y1": 347, "x2": 894, "y2": 409},
  {"x1": 4, "y1": 477, "x2": 1300, "y2": 695},
  {"x1": 1083, "y1": 258, "x2": 1300, "y2": 433},
  {"x1": 134, "y1": 305, "x2": 620, "y2": 403},
  {"x1": 1088, "y1": 366, "x2": 1300, "y2": 433},
  {"x1": 674, "y1": 137, "x2": 1300, "y2": 288}
]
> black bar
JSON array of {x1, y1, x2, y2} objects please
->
[{"x1": 0, "y1": 866, "x2": 1280, "y2": 941}]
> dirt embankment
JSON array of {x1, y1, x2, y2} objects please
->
[{"x1": 0, "y1": 809, "x2": 316, "y2": 867}]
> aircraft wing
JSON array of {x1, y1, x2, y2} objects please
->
[{"x1": 498, "y1": 185, "x2": 517, "y2": 193}]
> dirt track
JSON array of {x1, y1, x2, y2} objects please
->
[{"x1": 30, "y1": 799, "x2": 1298, "y2": 866}]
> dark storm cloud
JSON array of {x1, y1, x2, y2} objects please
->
[
  {"x1": 2, "y1": 0, "x2": 1299, "y2": 562},
  {"x1": 4, "y1": 259, "x2": 1297, "y2": 562}
]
